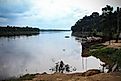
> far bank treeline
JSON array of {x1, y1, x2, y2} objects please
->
[
  {"x1": 71, "y1": 5, "x2": 121, "y2": 42},
  {"x1": 0, "y1": 25, "x2": 40, "y2": 36}
]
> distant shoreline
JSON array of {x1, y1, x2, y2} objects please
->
[
  {"x1": 0, "y1": 26, "x2": 40, "y2": 37},
  {"x1": 0, "y1": 26, "x2": 70, "y2": 37}
]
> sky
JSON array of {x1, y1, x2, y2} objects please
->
[{"x1": 0, "y1": 0, "x2": 121, "y2": 29}]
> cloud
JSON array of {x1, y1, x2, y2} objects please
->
[
  {"x1": 0, "y1": 0, "x2": 31, "y2": 20},
  {"x1": 0, "y1": 17, "x2": 9, "y2": 23},
  {"x1": 0, "y1": 0, "x2": 30, "y2": 13},
  {"x1": 27, "y1": 0, "x2": 89, "y2": 21},
  {"x1": 0, "y1": 0, "x2": 121, "y2": 29}
]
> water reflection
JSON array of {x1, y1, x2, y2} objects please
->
[{"x1": 0, "y1": 31, "x2": 103, "y2": 79}]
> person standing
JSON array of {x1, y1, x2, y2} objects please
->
[
  {"x1": 65, "y1": 64, "x2": 70, "y2": 72},
  {"x1": 59, "y1": 61, "x2": 64, "y2": 73},
  {"x1": 55, "y1": 62, "x2": 59, "y2": 72}
]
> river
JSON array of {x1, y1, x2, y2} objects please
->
[{"x1": 0, "y1": 31, "x2": 103, "y2": 79}]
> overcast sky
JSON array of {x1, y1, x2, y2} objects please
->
[{"x1": 0, "y1": 0, "x2": 121, "y2": 29}]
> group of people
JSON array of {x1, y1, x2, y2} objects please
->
[{"x1": 55, "y1": 61, "x2": 70, "y2": 73}]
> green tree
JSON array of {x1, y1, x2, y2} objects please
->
[
  {"x1": 101, "y1": 5, "x2": 114, "y2": 44},
  {"x1": 115, "y1": 7, "x2": 121, "y2": 43}
]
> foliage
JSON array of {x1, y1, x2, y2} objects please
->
[
  {"x1": 71, "y1": 5, "x2": 121, "y2": 41},
  {"x1": 0, "y1": 26, "x2": 40, "y2": 36},
  {"x1": 89, "y1": 47, "x2": 121, "y2": 67},
  {"x1": 49, "y1": 61, "x2": 76, "y2": 73},
  {"x1": 19, "y1": 74, "x2": 36, "y2": 80},
  {"x1": 71, "y1": 12, "x2": 100, "y2": 33},
  {"x1": 90, "y1": 44, "x2": 106, "y2": 50},
  {"x1": 112, "y1": 49, "x2": 121, "y2": 67}
]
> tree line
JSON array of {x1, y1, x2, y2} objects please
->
[
  {"x1": 0, "y1": 25, "x2": 40, "y2": 36},
  {"x1": 0, "y1": 25, "x2": 40, "y2": 32},
  {"x1": 71, "y1": 5, "x2": 121, "y2": 42}
]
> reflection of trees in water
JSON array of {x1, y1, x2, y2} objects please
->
[{"x1": 82, "y1": 57, "x2": 87, "y2": 71}]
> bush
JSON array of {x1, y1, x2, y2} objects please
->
[
  {"x1": 89, "y1": 47, "x2": 121, "y2": 67},
  {"x1": 90, "y1": 44, "x2": 106, "y2": 50}
]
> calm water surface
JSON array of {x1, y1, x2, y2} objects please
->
[{"x1": 0, "y1": 31, "x2": 103, "y2": 79}]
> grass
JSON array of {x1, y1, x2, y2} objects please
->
[
  {"x1": 90, "y1": 44, "x2": 106, "y2": 50},
  {"x1": 89, "y1": 47, "x2": 121, "y2": 67}
]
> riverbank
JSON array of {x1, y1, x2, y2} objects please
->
[
  {"x1": 81, "y1": 37, "x2": 121, "y2": 72},
  {"x1": 3, "y1": 71, "x2": 121, "y2": 81},
  {"x1": 24, "y1": 72, "x2": 121, "y2": 81}
]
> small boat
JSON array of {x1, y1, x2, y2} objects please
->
[{"x1": 65, "y1": 36, "x2": 70, "y2": 38}]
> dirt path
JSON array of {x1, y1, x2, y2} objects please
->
[{"x1": 102, "y1": 40, "x2": 121, "y2": 48}]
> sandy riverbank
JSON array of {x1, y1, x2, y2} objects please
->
[
  {"x1": 7, "y1": 71, "x2": 121, "y2": 81},
  {"x1": 4, "y1": 69, "x2": 121, "y2": 81},
  {"x1": 31, "y1": 72, "x2": 121, "y2": 81}
]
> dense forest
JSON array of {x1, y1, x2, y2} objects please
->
[
  {"x1": 0, "y1": 25, "x2": 40, "y2": 36},
  {"x1": 71, "y1": 5, "x2": 121, "y2": 42}
]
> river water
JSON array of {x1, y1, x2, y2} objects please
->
[{"x1": 0, "y1": 31, "x2": 103, "y2": 79}]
